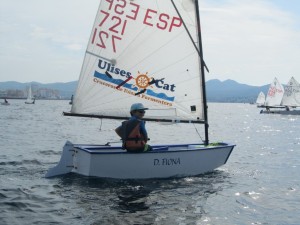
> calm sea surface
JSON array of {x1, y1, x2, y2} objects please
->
[{"x1": 0, "y1": 100, "x2": 299, "y2": 225}]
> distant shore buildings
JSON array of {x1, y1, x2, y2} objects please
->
[{"x1": 0, "y1": 86, "x2": 66, "y2": 99}]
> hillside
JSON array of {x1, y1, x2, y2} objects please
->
[
  {"x1": 0, "y1": 79, "x2": 270, "y2": 102},
  {"x1": 206, "y1": 79, "x2": 269, "y2": 102}
]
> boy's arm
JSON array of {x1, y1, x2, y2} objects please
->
[{"x1": 115, "y1": 126, "x2": 122, "y2": 138}]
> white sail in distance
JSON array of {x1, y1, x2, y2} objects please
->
[
  {"x1": 281, "y1": 77, "x2": 300, "y2": 107},
  {"x1": 256, "y1": 91, "x2": 265, "y2": 106},
  {"x1": 71, "y1": 0, "x2": 204, "y2": 123},
  {"x1": 265, "y1": 77, "x2": 284, "y2": 107},
  {"x1": 25, "y1": 85, "x2": 34, "y2": 103}
]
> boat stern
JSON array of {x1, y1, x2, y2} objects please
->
[{"x1": 45, "y1": 141, "x2": 74, "y2": 178}]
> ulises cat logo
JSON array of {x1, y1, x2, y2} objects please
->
[{"x1": 94, "y1": 59, "x2": 175, "y2": 102}]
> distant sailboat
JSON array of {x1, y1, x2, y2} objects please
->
[
  {"x1": 281, "y1": 77, "x2": 300, "y2": 107},
  {"x1": 276, "y1": 77, "x2": 300, "y2": 115},
  {"x1": 260, "y1": 77, "x2": 300, "y2": 115},
  {"x1": 25, "y1": 85, "x2": 35, "y2": 104},
  {"x1": 255, "y1": 91, "x2": 265, "y2": 108},
  {"x1": 265, "y1": 78, "x2": 284, "y2": 107},
  {"x1": 69, "y1": 95, "x2": 73, "y2": 105},
  {"x1": 260, "y1": 77, "x2": 284, "y2": 114},
  {"x1": 1, "y1": 98, "x2": 10, "y2": 106}
]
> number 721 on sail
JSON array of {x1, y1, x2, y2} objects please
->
[{"x1": 91, "y1": 10, "x2": 128, "y2": 53}]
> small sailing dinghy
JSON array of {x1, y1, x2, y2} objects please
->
[
  {"x1": 260, "y1": 77, "x2": 285, "y2": 114},
  {"x1": 46, "y1": 0, "x2": 235, "y2": 179},
  {"x1": 69, "y1": 95, "x2": 73, "y2": 105},
  {"x1": 266, "y1": 77, "x2": 300, "y2": 115},
  {"x1": 25, "y1": 84, "x2": 35, "y2": 104},
  {"x1": 1, "y1": 99, "x2": 10, "y2": 106}
]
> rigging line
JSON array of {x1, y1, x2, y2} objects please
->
[
  {"x1": 170, "y1": 0, "x2": 200, "y2": 55},
  {"x1": 99, "y1": 118, "x2": 103, "y2": 131},
  {"x1": 193, "y1": 123, "x2": 204, "y2": 142},
  {"x1": 170, "y1": 0, "x2": 209, "y2": 73}
]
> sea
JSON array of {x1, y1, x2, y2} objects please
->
[{"x1": 0, "y1": 100, "x2": 299, "y2": 225}]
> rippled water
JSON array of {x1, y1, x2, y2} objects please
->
[{"x1": 0, "y1": 100, "x2": 299, "y2": 225}]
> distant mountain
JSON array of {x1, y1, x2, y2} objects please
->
[
  {"x1": 0, "y1": 79, "x2": 270, "y2": 102},
  {"x1": 206, "y1": 79, "x2": 269, "y2": 103}
]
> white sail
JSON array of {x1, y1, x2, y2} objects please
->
[
  {"x1": 256, "y1": 91, "x2": 265, "y2": 106},
  {"x1": 281, "y1": 77, "x2": 300, "y2": 107},
  {"x1": 71, "y1": 0, "x2": 204, "y2": 122},
  {"x1": 265, "y1": 77, "x2": 284, "y2": 107},
  {"x1": 25, "y1": 85, "x2": 34, "y2": 104}
]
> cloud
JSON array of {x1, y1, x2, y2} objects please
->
[
  {"x1": 0, "y1": 0, "x2": 299, "y2": 85},
  {"x1": 0, "y1": 0, "x2": 98, "y2": 83},
  {"x1": 30, "y1": 25, "x2": 84, "y2": 51},
  {"x1": 200, "y1": 0, "x2": 300, "y2": 85}
]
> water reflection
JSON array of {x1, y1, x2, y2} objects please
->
[
  {"x1": 115, "y1": 186, "x2": 151, "y2": 213},
  {"x1": 52, "y1": 171, "x2": 231, "y2": 224}
]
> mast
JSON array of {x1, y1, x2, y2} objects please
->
[{"x1": 195, "y1": 0, "x2": 209, "y2": 145}]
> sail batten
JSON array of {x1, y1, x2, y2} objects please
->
[{"x1": 86, "y1": 50, "x2": 112, "y2": 62}]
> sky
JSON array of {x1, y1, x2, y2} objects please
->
[{"x1": 0, "y1": 0, "x2": 300, "y2": 86}]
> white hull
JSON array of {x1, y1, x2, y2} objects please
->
[
  {"x1": 260, "y1": 109, "x2": 300, "y2": 115},
  {"x1": 46, "y1": 141, "x2": 234, "y2": 179}
]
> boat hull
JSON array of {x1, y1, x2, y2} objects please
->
[
  {"x1": 260, "y1": 110, "x2": 300, "y2": 115},
  {"x1": 46, "y1": 142, "x2": 235, "y2": 179}
]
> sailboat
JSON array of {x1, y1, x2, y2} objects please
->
[
  {"x1": 260, "y1": 77, "x2": 284, "y2": 114},
  {"x1": 281, "y1": 77, "x2": 300, "y2": 107},
  {"x1": 260, "y1": 77, "x2": 300, "y2": 115},
  {"x1": 46, "y1": 0, "x2": 235, "y2": 179},
  {"x1": 69, "y1": 95, "x2": 73, "y2": 105},
  {"x1": 25, "y1": 84, "x2": 35, "y2": 104},
  {"x1": 1, "y1": 98, "x2": 10, "y2": 106},
  {"x1": 275, "y1": 77, "x2": 300, "y2": 115},
  {"x1": 255, "y1": 91, "x2": 265, "y2": 108}
]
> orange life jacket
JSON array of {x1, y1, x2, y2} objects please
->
[{"x1": 121, "y1": 120, "x2": 146, "y2": 152}]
